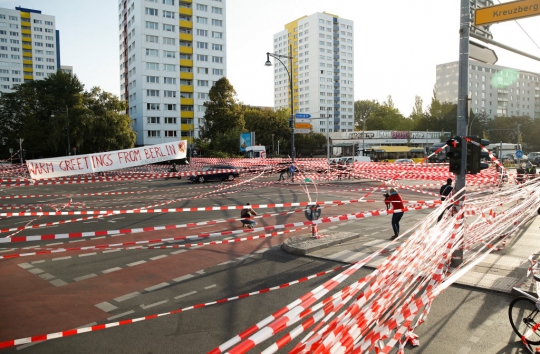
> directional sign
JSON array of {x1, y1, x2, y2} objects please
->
[
  {"x1": 295, "y1": 118, "x2": 311, "y2": 124},
  {"x1": 516, "y1": 150, "x2": 524, "y2": 159},
  {"x1": 469, "y1": 41, "x2": 498, "y2": 65},
  {"x1": 295, "y1": 123, "x2": 312, "y2": 129},
  {"x1": 475, "y1": 0, "x2": 540, "y2": 26},
  {"x1": 294, "y1": 128, "x2": 311, "y2": 134},
  {"x1": 295, "y1": 113, "x2": 311, "y2": 118}
]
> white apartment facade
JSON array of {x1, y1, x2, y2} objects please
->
[
  {"x1": 0, "y1": 7, "x2": 60, "y2": 93},
  {"x1": 119, "y1": 0, "x2": 226, "y2": 147},
  {"x1": 272, "y1": 12, "x2": 355, "y2": 134},
  {"x1": 436, "y1": 60, "x2": 540, "y2": 119}
]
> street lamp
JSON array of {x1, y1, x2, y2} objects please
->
[
  {"x1": 271, "y1": 134, "x2": 275, "y2": 155},
  {"x1": 265, "y1": 45, "x2": 295, "y2": 162},
  {"x1": 51, "y1": 105, "x2": 70, "y2": 156}
]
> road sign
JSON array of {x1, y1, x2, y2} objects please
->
[
  {"x1": 469, "y1": 41, "x2": 498, "y2": 65},
  {"x1": 295, "y1": 118, "x2": 311, "y2": 124},
  {"x1": 294, "y1": 123, "x2": 312, "y2": 129},
  {"x1": 475, "y1": 0, "x2": 540, "y2": 26},
  {"x1": 294, "y1": 128, "x2": 310, "y2": 134},
  {"x1": 295, "y1": 113, "x2": 311, "y2": 118},
  {"x1": 516, "y1": 150, "x2": 524, "y2": 159}
]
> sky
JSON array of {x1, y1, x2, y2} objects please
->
[{"x1": 1, "y1": 0, "x2": 539, "y2": 116}]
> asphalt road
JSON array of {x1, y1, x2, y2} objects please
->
[{"x1": 0, "y1": 174, "x2": 530, "y2": 353}]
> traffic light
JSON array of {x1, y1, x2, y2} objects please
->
[
  {"x1": 446, "y1": 136, "x2": 462, "y2": 174},
  {"x1": 289, "y1": 118, "x2": 294, "y2": 128},
  {"x1": 466, "y1": 136, "x2": 490, "y2": 174}
]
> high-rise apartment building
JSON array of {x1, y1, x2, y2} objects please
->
[
  {"x1": 436, "y1": 60, "x2": 540, "y2": 119},
  {"x1": 0, "y1": 7, "x2": 60, "y2": 93},
  {"x1": 119, "y1": 0, "x2": 226, "y2": 147},
  {"x1": 271, "y1": 12, "x2": 354, "y2": 134}
]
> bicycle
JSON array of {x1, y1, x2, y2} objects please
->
[{"x1": 509, "y1": 254, "x2": 540, "y2": 353}]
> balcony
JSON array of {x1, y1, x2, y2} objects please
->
[
  {"x1": 179, "y1": 20, "x2": 193, "y2": 29},
  {"x1": 179, "y1": 46, "x2": 193, "y2": 54},
  {"x1": 180, "y1": 98, "x2": 194, "y2": 105},
  {"x1": 180, "y1": 85, "x2": 194, "y2": 93},
  {"x1": 181, "y1": 111, "x2": 194, "y2": 118},
  {"x1": 179, "y1": 59, "x2": 193, "y2": 67},
  {"x1": 180, "y1": 72, "x2": 193, "y2": 80},
  {"x1": 179, "y1": 7, "x2": 192, "y2": 16},
  {"x1": 179, "y1": 33, "x2": 193, "y2": 41}
]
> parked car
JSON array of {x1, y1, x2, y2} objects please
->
[
  {"x1": 188, "y1": 165, "x2": 240, "y2": 183},
  {"x1": 501, "y1": 153, "x2": 516, "y2": 162},
  {"x1": 527, "y1": 152, "x2": 540, "y2": 166},
  {"x1": 393, "y1": 159, "x2": 415, "y2": 164}
]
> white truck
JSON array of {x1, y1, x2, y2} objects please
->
[{"x1": 339, "y1": 156, "x2": 371, "y2": 163}]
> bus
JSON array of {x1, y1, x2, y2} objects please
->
[{"x1": 365, "y1": 146, "x2": 425, "y2": 163}]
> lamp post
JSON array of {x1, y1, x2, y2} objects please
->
[
  {"x1": 265, "y1": 45, "x2": 295, "y2": 162},
  {"x1": 361, "y1": 118, "x2": 366, "y2": 156},
  {"x1": 51, "y1": 106, "x2": 70, "y2": 156},
  {"x1": 272, "y1": 134, "x2": 275, "y2": 155}
]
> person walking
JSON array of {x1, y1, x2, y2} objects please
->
[
  {"x1": 437, "y1": 178, "x2": 454, "y2": 222},
  {"x1": 278, "y1": 166, "x2": 288, "y2": 181},
  {"x1": 240, "y1": 202, "x2": 258, "y2": 229},
  {"x1": 289, "y1": 163, "x2": 296, "y2": 182},
  {"x1": 384, "y1": 188, "x2": 404, "y2": 240}
]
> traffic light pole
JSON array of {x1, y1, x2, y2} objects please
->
[{"x1": 456, "y1": 0, "x2": 470, "y2": 195}]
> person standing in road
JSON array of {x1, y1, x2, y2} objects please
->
[
  {"x1": 437, "y1": 178, "x2": 454, "y2": 222},
  {"x1": 278, "y1": 166, "x2": 288, "y2": 181},
  {"x1": 384, "y1": 188, "x2": 404, "y2": 240},
  {"x1": 289, "y1": 163, "x2": 296, "y2": 182}
]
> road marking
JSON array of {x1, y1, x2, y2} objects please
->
[
  {"x1": 218, "y1": 260, "x2": 236, "y2": 266},
  {"x1": 174, "y1": 291, "x2": 197, "y2": 299},
  {"x1": 38, "y1": 273, "x2": 55, "y2": 280},
  {"x1": 79, "y1": 252, "x2": 97, "y2": 257},
  {"x1": 204, "y1": 284, "x2": 217, "y2": 290},
  {"x1": 103, "y1": 249, "x2": 121, "y2": 254},
  {"x1": 95, "y1": 301, "x2": 118, "y2": 312},
  {"x1": 173, "y1": 274, "x2": 195, "y2": 282},
  {"x1": 141, "y1": 300, "x2": 168, "y2": 309},
  {"x1": 52, "y1": 256, "x2": 72, "y2": 261},
  {"x1": 28, "y1": 268, "x2": 44, "y2": 275},
  {"x1": 50, "y1": 279, "x2": 67, "y2": 287},
  {"x1": 102, "y1": 267, "x2": 122, "y2": 274},
  {"x1": 127, "y1": 260, "x2": 147, "y2": 267},
  {"x1": 107, "y1": 310, "x2": 135, "y2": 321},
  {"x1": 145, "y1": 282, "x2": 170, "y2": 292},
  {"x1": 69, "y1": 239, "x2": 85, "y2": 243},
  {"x1": 74, "y1": 274, "x2": 97, "y2": 282},
  {"x1": 150, "y1": 255, "x2": 168, "y2": 261},
  {"x1": 46, "y1": 242, "x2": 64, "y2": 247},
  {"x1": 114, "y1": 292, "x2": 141, "y2": 302},
  {"x1": 17, "y1": 262, "x2": 33, "y2": 269},
  {"x1": 171, "y1": 249, "x2": 187, "y2": 255},
  {"x1": 30, "y1": 260, "x2": 45, "y2": 264},
  {"x1": 456, "y1": 347, "x2": 471, "y2": 354}
]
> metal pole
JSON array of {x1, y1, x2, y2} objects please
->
[
  {"x1": 277, "y1": 140, "x2": 280, "y2": 156},
  {"x1": 456, "y1": 0, "x2": 469, "y2": 193},
  {"x1": 289, "y1": 44, "x2": 295, "y2": 163},
  {"x1": 18, "y1": 138, "x2": 23, "y2": 168},
  {"x1": 326, "y1": 116, "x2": 330, "y2": 161},
  {"x1": 362, "y1": 119, "x2": 366, "y2": 156},
  {"x1": 272, "y1": 134, "x2": 274, "y2": 155}
]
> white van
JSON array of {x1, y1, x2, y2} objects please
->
[
  {"x1": 340, "y1": 156, "x2": 371, "y2": 164},
  {"x1": 244, "y1": 146, "x2": 266, "y2": 158}
]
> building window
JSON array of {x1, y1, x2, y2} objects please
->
[
  {"x1": 147, "y1": 117, "x2": 160, "y2": 124},
  {"x1": 146, "y1": 35, "x2": 158, "y2": 43},
  {"x1": 212, "y1": 68, "x2": 223, "y2": 76},
  {"x1": 163, "y1": 24, "x2": 175, "y2": 32},
  {"x1": 197, "y1": 42, "x2": 208, "y2": 49},
  {"x1": 197, "y1": 54, "x2": 208, "y2": 61},
  {"x1": 212, "y1": 56, "x2": 223, "y2": 63},
  {"x1": 211, "y1": 19, "x2": 222, "y2": 26},
  {"x1": 163, "y1": 0, "x2": 174, "y2": 4},
  {"x1": 164, "y1": 104, "x2": 176, "y2": 110},
  {"x1": 212, "y1": 31, "x2": 223, "y2": 39},
  {"x1": 147, "y1": 130, "x2": 161, "y2": 137},
  {"x1": 147, "y1": 103, "x2": 160, "y2": 110},
  {"x1": 165, "y1": 117, "x2": 176, "y2": 124},
  {"x1": 196, "y1": 29, "x2": 208, "y2": 36},
  {"x1": 212, "y1": 44, "x2": 223, "y2": 51},
  {"x1": 163, "y1": 10, "x2": 175, "y2": 18},
  {"x1": 164, "y1": 77, "x2": 176, "y2": 84},
  {"x1": 147, "y1": 89, "x2": 159, "y2": 97},
  {"x1": 212, "y1": 6, "x2": 223, "y2": 14},
  {"x1": 165, "y1": 131, "x2": 177, "y2": 137},
  {"x1": 145, "y1": 7, "x2": 158, "y2": 16},
  {"x1": 196, "y1": 17, "x2": 208, "y2": 24},
  {"x1": 164, "y1": 90, "x2": 176, "y2": 97},
  {"x1": 197, "y1": 67, "x2": 208, "y2": 74},
  {"x1": 197, "y1": 80, "x2": 209, "y2": 86},
  {"x1": 145, "y1": 21, "x2": 158, "y2": 29},
  {"x1": 163, "y1": 64, "x2": 176, "y2": 71},
  {"x1": 197, "y1": 4, "x2": 208, "y2": 11},
  {"x1": 163, "y1": 50, "x2": 175, "y2": 58},
  {"x1": 146, "y1": 48, "x2": 159, "y2": 56},
  {"x1": 146, "y1": 62, "x2": 159, "y2": 70},
  {"x1": 163, "y1": 37, "x2": 175, "y2": 45}
]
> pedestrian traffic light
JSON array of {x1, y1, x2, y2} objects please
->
[
  {"x1": 466, "y1": 136, "x2": 490, "y2": 174},
  {"x1": 446, "y1": 136, "x2": 462, "y2": 174}
]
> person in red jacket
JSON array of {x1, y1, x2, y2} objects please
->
[{"x1": 384, "y1": 187, "x2": 404, "y2": 240}]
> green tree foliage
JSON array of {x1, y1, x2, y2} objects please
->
[
  {"x1": 354, "y1": 100, "x2": 379, "y2": 131},
  {"x1": 294, "y1": 132, "x2": 327, "y2": 157},
  {"x1": 201, "y1": 77, "x2": 244, "y2": 144},
  {"x1": 0, "y1": 71, "x2": 135, "y2": 159},
  {"x1": 244, "y1": 106, "x2": 289, "y2": 155}
]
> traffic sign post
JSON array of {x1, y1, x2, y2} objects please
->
[
  {"x1": 304, "y1": 204, "x2": 322, "y2": 238},
  {"x1": 295, "y1": 113, "x2": 311, "y2": 119},
  {"x1": 469, "y1": 41, "x2": 498, "y2": 65},
  {"x1": 516, "y1": 150, "x2": 524, "y2": 159},
  {"x1": 475, "y1": 0, "x2": 540, "y2": 26}
]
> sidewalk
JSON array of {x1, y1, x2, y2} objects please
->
[{"x1": 282, "y1": 214, "x2": 540, "y2": 295}]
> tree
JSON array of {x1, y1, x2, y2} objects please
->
[
  {"x1": 354, "y1": 100, "x2": 379, "y2": 131},
  {"x1": 410, "y1": 95, "x2": 424, "y2": 123},
  {"x1": 0, "y1": 71, "x2": 135, "y2": 158},
  {"x1": 201, "y1": 77, "x2": 244, "y2": 143},
  {"x1": 244, "y1": 106, "x2": 290, "y2": 155}
]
